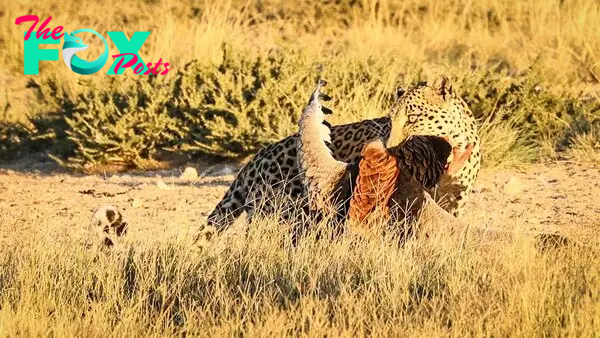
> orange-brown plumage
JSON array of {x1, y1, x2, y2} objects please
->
[
  {"x1": 348, "y1": 135, "x2": 461, "y2": 224},
  {"x1": 348, "y1": 140, "x2": 399, "y2": 222}
]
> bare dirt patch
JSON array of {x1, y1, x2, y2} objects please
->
[{"x1": 1, "y1": 161, "x2": 598, "y2": 245}]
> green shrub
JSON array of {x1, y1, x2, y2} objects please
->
[
  {"x1": 44, "y1": 47, "x2": 410, "y2": 171},
  {"x1": 51, "y1": 47, "x2": 315, "y2": 170},
  {"x1": 64, "y1": 77, "x2": 180, "y2": 170},
  {"x1": 171, "y1": 46, "x2": 314, "y2": 157},
  {"x1": 5, "y1": 52, "x2": 599, "y2": 172},
  {"x1": 8, "y1": 58, "x2": 599, "y2": 172},
  {"x1": 458, "y1": 67, "x2": 600, "y2": 166},
  {"x1": 0, "y1": 78, "x2": 74, "y2": 161}
]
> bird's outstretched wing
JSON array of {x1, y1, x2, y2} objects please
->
[{"x1": 297, "y1": 80, "x2": 349, "y2": 211}]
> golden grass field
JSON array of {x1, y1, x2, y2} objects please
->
[
  {"x1": 1, "y1": 0, "x2": 600, "y2": 336},
  {"x1": 1, "y1": 162, "x2": 599, "y2": 336}
]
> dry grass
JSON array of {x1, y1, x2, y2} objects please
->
[
  {"x1": 0, "y1": 214, "x2": 598, "y2": 337},
  {"x1": 568, "y1": 130, "x2": 600, "y2": 165}
]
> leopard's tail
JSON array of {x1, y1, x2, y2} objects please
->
[
  {"x1": 297, "y1": 79, "x2": 349, "y2": 211},
  {"x1": 206, "y1": 167, "x2": 249, "y2": 231}
]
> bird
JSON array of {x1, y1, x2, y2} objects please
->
[{"x1": 297, "y1": 80, "x2": 471, "y2": 232}]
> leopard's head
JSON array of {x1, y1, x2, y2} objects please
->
[{"x1": 386, "y1": 75, "x2": 466, "y2": 148}]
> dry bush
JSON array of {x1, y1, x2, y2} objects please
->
[{"x1": 568, "y1": 130, "x2": 600, "y2": 165}]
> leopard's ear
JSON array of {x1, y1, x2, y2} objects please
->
[
  {"x1": 429, "y1": 74, "x2": 452, "y2": 101},
  {"x1": 395, "y1": 87, "x2": 406, "y2": 101}
]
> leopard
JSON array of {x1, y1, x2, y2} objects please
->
[{"x1": 205, "y1": 75, "x2": 481, "y2": 233}]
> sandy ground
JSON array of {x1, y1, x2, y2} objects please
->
[{"x1": 1, "y1": 157, "x2": 599, "y2": 245}]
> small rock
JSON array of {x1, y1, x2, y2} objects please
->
[
  {"x1": 157, "y1": 179, "x2": 170, "y2": 190},
  {"x1": 503, "y1": 176, "x2": 524, "y2": 195},
  {"x1": 130, "y1": 198, "x2": 143, "y2": 208},
  {"x1": 180, "y1": 167, "x2": 198, "y2": 180},
  {"x1": 214, "y1": 166, "x2": 234, "y2": 176}
]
